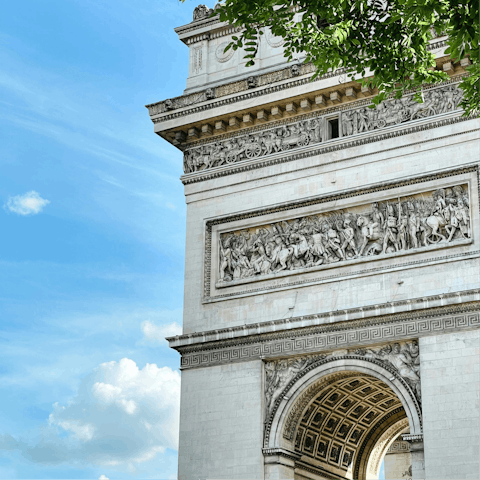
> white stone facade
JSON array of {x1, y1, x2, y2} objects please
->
[{"x1": 147, "y1": 7, "x2": 480, "y2": 480}]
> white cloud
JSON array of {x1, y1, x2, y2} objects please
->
[
  {"x1": 2, "y1": 358, "x2": 180, "y2": 469},
  {"x1": 4, "y1": 190, "x2": 50, "y2": 215},
  {"x1": 166, "y1": 202, "x2": 176, "y2": 210},
  {"x1": 99, "y1": 475, "x2": 109, "y2": 480},
  {"x1": 141, "y1": 321, "x2": 182, "y2": 343}
]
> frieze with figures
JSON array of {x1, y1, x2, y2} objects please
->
[
  {"x1": 218, "y1": 184, "x2": 471, "y2": 286},
  {"x1": 184, "y1": 83, "x2": 463, "y2": 174}
]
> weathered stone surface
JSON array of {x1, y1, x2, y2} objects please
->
[{"x1": 147, "y1": 10, "x2": 480, "y2": 480}]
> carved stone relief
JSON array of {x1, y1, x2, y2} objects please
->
[
  {"x1": 264, "y1": 341, "x2": 421, "y2": 422},
  {"x1": 215, "y1": 41, "x2": 234, "y2": 63},
  {"x1": 183, "y1": 83, "x2": 463, "y2": 173},
  {"x1": 192, "y1": 4, "x2": 212, "y2": 21},
  {"x1": 218, "y1": 184, "x2": 471, "y2": 285},
  {"x1": 353, "y1": 342, "x2": 421, "y2": 402},
  {"x1": 341, "y1": 85, "x2": 463, "y2": 136},
  {"x1": 265, "y1": 29, "x2": 285, "y2": 48},
  {"x1": 265, "y1": 354, "x2": 327, "y2": 419},
  {"x1": 192, "y1": 46, "x2": 203, "y2": 74}
]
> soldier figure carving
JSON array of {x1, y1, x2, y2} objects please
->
[{"x1": 218, "y1": 185, "x2": 471, "y2": 283}]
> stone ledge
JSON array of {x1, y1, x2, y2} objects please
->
[{"x1": 167, "y1": 289, "x2": 480, "y2": 349}]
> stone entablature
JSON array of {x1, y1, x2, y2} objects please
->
[
  {"x1": 167, "y1": 288, "x2": 480, "y2": 350},
  {"x1": 205, "y1": 166, "x2": 478, "y2": 301},
  {"x1": 182, "y1": 82, "x2": 463, "y2": 174},
  {"x1": 168, "y1": 295, "x2": 480, "y2": 370}
]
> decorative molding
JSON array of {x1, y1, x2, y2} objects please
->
[
  {"x1": 295, "y1": 461, "x2": 345, "y2": 480},
  {"x1": 183, "y1": 83, "x2": 464, "y2": 174},
  {"x1": 262, "y1": 447, "x2": 301, "y2": 461},
  {"x1": 168, "y1": 288, "x2": 480, "y2": 349},
  {"x1": 368, "y1": 420, "x2": 409, "y2": 474},
  {"x1": 402, "y1": 433, "x2": 424, "y2": 443},
  {"x1": 176, "y1": 302, "x2": 480, "y2": 369},
  {"x1": 282, "y1": 372, "x2": 360, "y2": 441},
  {"x1": 354, "y1": 407, "x2": 407, "y2": 479},
  {"x1": 203, "y1": 165, "x2": 478, "y2": 301},
  {"x1": 215, "y1": 41, "x2": 234, "y2": 63}
]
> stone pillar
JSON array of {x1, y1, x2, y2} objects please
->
[
  {"x1": 384, "y1": 441, "x2": 412, "y2": 479},
  {"x1": 419, "y1": 332, "x2": 480, "y2": 479},
  {"x1": 263, "y1": 449, "x2": 299, "y2": 480},
  {"x1": 403, "y1": 435, "x2": 425, "y2": 480}
]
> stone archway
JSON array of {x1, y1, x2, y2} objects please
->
[{"x1": 263, "y1": 350, "x2": 423, "y2": 480}]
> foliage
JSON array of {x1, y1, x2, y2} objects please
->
[{"x1": 186, "y1": 0, "x2": 479, "y2": 116}]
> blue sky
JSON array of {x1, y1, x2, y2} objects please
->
[
  {"x1": 0, "y1": 0, "x2": 220, "y2": 478},
  {"x1": 0, "y1": 1, "x2": 386, "y2": 478}
]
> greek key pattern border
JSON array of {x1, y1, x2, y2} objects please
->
[
  {"x1": 203, "y1": 165, "x2": 479, "y2": 301},
  {"x1": 179, "y1": 306, "x2": 480, "y2": 369}
]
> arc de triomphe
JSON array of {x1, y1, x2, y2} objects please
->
[{"x1": 146, "y1": 5, "x2": 480, "y2": 479}]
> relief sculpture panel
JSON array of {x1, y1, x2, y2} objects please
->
[
  {"x1": 184, "y1": 83, "x2": 463, "y2": 174},
  {"x1": 218, "y1": 184, "x2": 471, "y2": 286}
]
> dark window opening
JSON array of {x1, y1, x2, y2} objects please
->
[{"x1": 328, "y1": 118, "x2": 339, "y2": 139}]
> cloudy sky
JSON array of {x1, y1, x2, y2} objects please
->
[{"x1": 0, "y1": 0, "x2": 218, "y2": 478}]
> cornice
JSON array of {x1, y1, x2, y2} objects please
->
[
  {"x1": 262, "y1": 447, "x2": 301, "y2": 461},
  {"x1": 176, "y1": 301, "x2": 480, "y2": 369},
  {"x1": 166, "y1": 288, "x2": 480, "y2": 352},
  {"x1": 168, "y1": 289, "x2": 480, "y2": 349},
  {"x1": 147, "y1": 38, "x2": 449, "y2": 121}
]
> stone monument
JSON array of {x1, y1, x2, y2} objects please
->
[{"x1": 146, "y1": 6, "x2": 480, "y2": 479}]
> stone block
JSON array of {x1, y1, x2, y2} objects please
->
[
  {"x1": 361, "y1": 84, "x2": 373, "y2": 95},
  {"x1": 242, "y1": 113, "x2": 254, "y2": 125},
  {"x1": 315, "y1": 94, "x2": 327, "y2": 106},
  {"x1": 270, "y1": 105, "x2": 283, "y2": 118},
  {"x1": 215, "y1": 120, "x2": 226, "y2": 132},
  {"x1": 257, "y1": 109, "x2": 268, "y2": 122},
  {"x1": 443, "y1": 61, "x2": 454, "y2": 72},
  {"x1": 201, "y1": 123, "x2": 213, "y2": 136},
  {"x1": 330, "y1": 90, "x2": 342, "y2": 103},
  {"x1": 172, "y1": 130, "x2": 186, "y2": 145},
  {"x1": 285, "y1": 102, "x2": 297, "y2": 114},
  {"x1": 299, "y1": 98, "x2": 311, "y2": 110},
  {"x1": 188, "y1": 127, "x2": 199, "y2": 139},
  {"x1": 345, "y1": 87, "x2": 357, "y2": 99}
]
